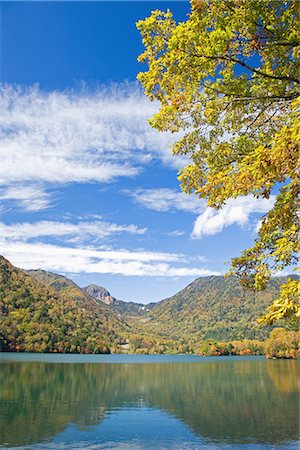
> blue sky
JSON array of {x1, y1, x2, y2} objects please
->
[{"x1": 0, "y1": 1, "x2": 276, "y2": 303}]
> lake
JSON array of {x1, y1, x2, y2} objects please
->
[{"x1": 0, "y1": 354, "x2": 299, "y2": 449}]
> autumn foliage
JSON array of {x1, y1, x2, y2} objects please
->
[
  {"x1": 137, "y1": 0, "x2": 299, "y2": 326},
  {"x1": 265, "y1": 328, "x2": 300, "y2": 359}
]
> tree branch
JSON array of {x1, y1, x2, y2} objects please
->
[
  {"x1": 222, "y1": 94, "x2": 298, "y2": 103},
  {"x1": 200, "y1": 83, "x2": 298, "y2": 101},
  {"x1": 244, "y1": 102, "x2": 273, "y2": 132},
  {"x1": 198, "y1": 54, "x2": 300, "y2": 84},
  {"x1": 270, "y1": 41, "x2": 300, "y2": 47}
]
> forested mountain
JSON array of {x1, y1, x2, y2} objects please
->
[
  {"x1": 25, "y1": 265, "x2": 294, "y2": 342},
  {"x1": 0, "y1": 257, "x2": 128, "y2": 353},
  {"x1": 84, "y1": 284, "x2": 154, "y2": 317},
  {"x1": 1, "y1": 256, "x2": 296, "y2": 352},
  {"x1": 26, "y1": 270, "x2": 107, "y2": 312},
  {"x1": 144, "y1": 276, "x2": 295, "y2": 341}
]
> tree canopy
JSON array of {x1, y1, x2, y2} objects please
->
[{"x1": 137, "y1": 0, "x2": 299, "y2": 327}]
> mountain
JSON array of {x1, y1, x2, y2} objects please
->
[
  {"x1": 84, "y1": 284, "x2": 116, "y2": 306},
  {"x1": 144, "y1": 275, "x2": 295, "y2": 341},
  {"x1": 25, "y1": 269, "x2": 104, "y2": 312},
  {"x1": 84, "y1": 284, "x2": 155, "y2": 317},
  {"x1": 0, "y1": 256, "x2": 128, "y2": 353},
  {"x1": 26, "y1": 272, "x2": 153, "y2": 317},
  {"x1": 1, "y1": 256, "x2": 296, "y2": 352}
]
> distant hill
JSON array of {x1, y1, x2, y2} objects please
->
[
  {"x1": 1, "y1": 256, "x2": 297, "y2": 352},
  {"x1": 23, "y1": 269, "x2": 99, "y2": 316},
  {"x1": 84, "y1": 284, "x2": 154, "y2": 317},
  {"x1": 0, "y1": 257, "x2": 128, "y2": 353},
  {"x1": 84, "y1": 284, "x2": 116, "y2": 306},
  {"x1": 25, "y1": 269, "x2": 104, "y2": 312},
  {"x1": 25, "y1": 272, "x2": 153, "y2": 317},
  {"x1": 144, "y1": 275, "x2": 296, "y2": 341}
]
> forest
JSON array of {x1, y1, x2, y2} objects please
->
[{"x1": 1, "y1": 256, "x2": 299, "y2": 358}]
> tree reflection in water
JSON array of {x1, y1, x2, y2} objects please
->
[{"x1": 0, "y1": 358, "x2": 299, "y2": 447}]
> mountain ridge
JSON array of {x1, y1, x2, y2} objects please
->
[
  {"x1": 0, "y1": 256, "x2": 128, "y2": 353},
  {"x1": 1, "y1": 256, "x2": 297, "y2": 351},
  {"x1": 83, "y1": 283, "x2": 155, "y2": 317},
  {"x1": 146, "y1": 274, "x2": 297, "y2": 341}
]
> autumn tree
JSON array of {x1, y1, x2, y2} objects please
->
[
  {"x1": 137, "y1": 0, "x2": 299, "y2": 327},
  {"x1": 265, "y1": 327, "x2": 300, "y2": 358}
]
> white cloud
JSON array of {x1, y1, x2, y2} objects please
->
[
  {"x1": 0, "y1": 204, "x2": 9, "y2": 214},
  {"x1": 0, "y1": 83, "x2": 186, "y2": 191},
  {"x1": 191, "y1": 196, "x2": 275, "y2": 239},
  {"x1": 123, "y1": 188, "x2": 204, "y2": 213},
  {"x1": 1, "y1": 218, "x2": 214, "y2": 277},
  {"x1": 1, "y1": 219, "x2": 147, "y2": 243},
  {"x1": 1, "y1": 241, "x2": 220, "y2": 277},
  {"x1": 124, "y1": 188, "x2": 275, "y2": 239},
  {"x1": 255, "y1": 218, "x2": 263, "y2": 233},
  {"x1": 165, "y1": 230, "x2": 185, "y2": 237},
  {"x1": 0, "y1": 184, "x2": 51, "y2": 211},
  {"x1": 273, "y1": 269, "x2": 299, "y2": 277}
]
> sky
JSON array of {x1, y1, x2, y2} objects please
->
[{"x1": 0, "y1": 1, "x2": 276, "y2": 303}]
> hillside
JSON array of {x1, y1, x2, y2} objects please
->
[
  {"x1": 1, "y1": 256, "x2": 296, "y2": 353},
  {"x1": 84, "y1": 284, "x2": 154, "y2": 317},
  {"x1": 0, "y1": 257, "x2": 128, "y2": 353},
  {"x1": 26, "y1": 269, "x2": 107, "y2": 312},
  {"x1": 25, "y1": 273, "x2": 153, "y2": 317},
  {"x1": 143, "y1": 275, "x2": 293, "y2": 341}
]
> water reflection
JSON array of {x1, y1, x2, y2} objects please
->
[{"x1": 0, "y1": 358, "x2": 299, "y2": 447}]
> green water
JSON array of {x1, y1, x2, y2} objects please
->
[{"x1": 0, "y1": 354, "x2": 299, "y2": 449}]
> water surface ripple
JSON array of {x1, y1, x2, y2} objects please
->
[{"x1": 0, "y1": 354, "x2": 299, "y2": 449}]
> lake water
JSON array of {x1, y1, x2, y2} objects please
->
[{"x1": 0, "y1": 354, "x2": 299, "y2": 449}]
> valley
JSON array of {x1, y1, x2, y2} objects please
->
[{"x1": 0, "y1": 255, "x2": 298, "y2": 357}]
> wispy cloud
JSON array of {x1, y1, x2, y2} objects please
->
[
  {"x1": 1, "y1": 241, "x2": 219, "y2": 277},
  {"x1": 123, "y1": 188, "x2": 204, "y2": 213},
  {"x1": 0, "y1": 84, "x2": 186, "y2": 194},
  {"x1": 1, "y1": 217, "x2": 215, "y2": 277},
  {"x1": 191, "y1": 197, "x2": 275, "y2": 239},
  {"x1": 1, "y1": 219, "x2": 147, "y2": 243},
  {"x1": 0, "y1": 184, "x2": 51, "y2": 211},
  {"x1": 165, "y1": 230, "x2": 185, "y2": 237}
]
